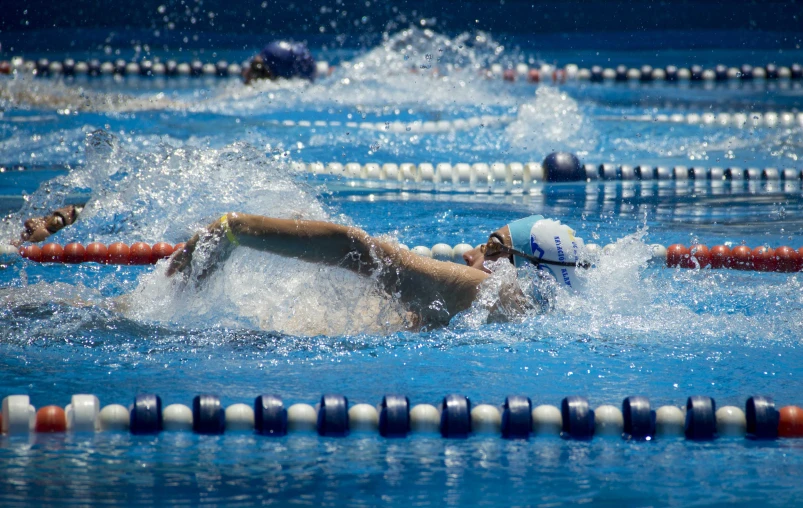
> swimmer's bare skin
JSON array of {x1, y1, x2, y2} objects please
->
[
  {"x1": 167, "y1": 213, "x2": 515, "y2": 327},
  {"x1": 14, "y1": 205, "x2": 82, "y2": 246}
]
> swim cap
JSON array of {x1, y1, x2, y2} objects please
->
[
  {"x1": 507, "y1": 215, "x2": 585, "y2": 289},
  {"x1": 507, "y1": 214, "x2": 545, "y2": 267},
  {"x1": 259, "y1": 41, "x2": 316, "y2": 80}
]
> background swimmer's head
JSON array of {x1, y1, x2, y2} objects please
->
[{"x1": 242, "y1": 41, "x2": 316, "y2": 84}]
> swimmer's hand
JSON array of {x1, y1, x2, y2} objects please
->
[
  {"x1": 165, "y1": 232, "x2": 200, "y2": 277},
  {"x1": 166, "y1": 216, "x2": 231, "y2": 278}
]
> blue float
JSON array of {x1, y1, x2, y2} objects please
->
[
  {"x1": 130, "y1": 394, "x2": 163, "y2": 434},
  {"x1": 440, "y1": 394, "x2": 471, "y2": 438},
  {"x1": 561, "y1": 396, "x2": 595, "y2": 439},
  {"x1": 685, "y1": 396, "x2": 717, "y2": 440},
  {"x1": 379, "y1": 394, "x2": 410, "y2": 437},
  {"x1": 745, "y1": 396, "x2": 778, "y2": 440},
  {"x1": 622, "y1": 396, "x2": 655, "y2": 439},
  {"x1": 190, "y1": 60, "x2": 203, "y2": 77},
  {"x1": 665, "y1": 65, "x2": 678, "y2": 81},
  {"x1": 215, "y1": 61, "x2": 229, "y2": 77},
  {"x1": 501, "y1": 396, "x2": 532, "y2": 439},
  {"x1": 139, "y1": 60, "x2": 153, "y2": 77},
  {"x1": 317, "y1": 394, "x2": 349, "y2": 437},
  {"x1": 543, "y1": 152, "x2": 584, "y2": 182},
  {"x1": 254, "y1": 394, "x2": 287, "y2": 436},
  {"x1": 192, "y1": 394, "x2": 225, "y2": 435}
]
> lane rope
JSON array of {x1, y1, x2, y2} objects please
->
[
  {"x1": 6, "y1": 240, "x2": 803, "y2": 275},
  {"x1": 2, "y1": 393, "x2": 799, "y2": 440},
  {"x1": 4, "y1": 58, "x2": 801, "y2": 85},
  {"x1": 291, "y1": 161, "x2": 803, "y2": 185}
]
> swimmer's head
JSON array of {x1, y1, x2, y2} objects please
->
[
  {"x1": 462, "y1": 214, "x2": 586, "y2": 288},
  {"x1": 242, "y1": 41, "x2": 316, "y2": 84}
]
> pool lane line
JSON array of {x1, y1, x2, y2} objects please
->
[
  {"x1": 2, "y1": 394, "x2": 800, "y2": 440},
  {"x1": 7, "y1": 240, "x2": 803, "y2": 275},
  {"x1": 5, "y1": 57, "x2": 801, "y2": 85},
  {"x1": 292, "y1": 161, "x2": 803, "y2": 185}
]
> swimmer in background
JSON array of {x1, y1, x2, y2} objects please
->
[
  {"x1": 167, "y1": 213, "x2": 585, "y2": 328},
  {"x1": 242, "y1": 41, "x2": 317, "y2": 84}
]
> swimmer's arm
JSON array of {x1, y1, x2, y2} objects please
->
[
  {"x1": 167, "y1": 213, "x2": 488, "y2": 322},
  {"x1": 166, "y1": 213, "x2": 375, "y2": 276}
]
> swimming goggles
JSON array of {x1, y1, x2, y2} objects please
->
[{"x1": 481, "y1": 233, "x2": 588, "y2": 269}]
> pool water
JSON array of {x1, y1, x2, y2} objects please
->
[{"x1": 2, "y1": 28, "x2": 803, "y2": 506}]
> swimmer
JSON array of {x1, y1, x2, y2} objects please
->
[
  {"x1": 167, "y1": 213, "x2": 585, "y2": 328},
  {"x1": 14, "y1": 205, "x2": 82, "y2": 246},
  {"x1": 242, "y1": 41, "x2": 316, "y2": 84}
]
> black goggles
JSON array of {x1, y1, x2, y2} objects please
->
[{"x1": 481, "y1": 234, "x2": 588, "y2": 269}]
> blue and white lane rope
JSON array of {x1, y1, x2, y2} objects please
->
[
  {"x1": 601, "y1": 111, "x2": 803, "y2": 128},
  {"x1": 3, "y1": 393, "x2": 799, "y2": 440},
  {"x1": 270, "y1": 114, "x2": 512, "y2": 133},
  {"x1": 294, "y1": 161, "x2": 803, "y2": 186}
]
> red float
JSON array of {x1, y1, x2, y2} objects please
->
[
  {"x1": 151, "y1": 242, "x2": 175, "y2": 262},
  {"x1": 41, "y1": 243, "x2": 64, "y2": 263},
  {"x1": 666, "y1": 244, "x2": 690, "y2": 268},
  {"x1": 84, "y1": 243, "x2": 109, "y2": 264},
  {"x1": 552, "y1": 68, "x2": 567, "y2": 83},
  {"x1": 63, "y1": 243, "x2": 86, "y2": 264},
  {"x1": 689, "y1": 244, "x2": 711, "y2": 268},
  {"x1": 527, "y1": 68, "x2": 540, "y2": 83},
  {"x1": 35, "y1": 405, "x2": 67, "y2": 433},
  {"x1": 107, "y1": 242, "x2": 130, "y2": 265},
  {"x1": 0, "y1": 61, "x2": 10, "y2": 75},
  {"x1": 173, "y1": 242, "x2": 186, "y2": 254},
  {"x1": 502, "y1": 69, "x2": 515, "y2": 82},
  {"x1": 730, "y1": 245, "x2": 753, "y2": 270},
  {"x1": 774, "y1": 246, "x2": 800, "y2": 272},
  {"x1": 23, "y1": 245, "x2": 43, "y2": 263},
  {"x1": 778, "y1": 406, "x2": 803, "y2": 438},
  {"x1": 129, "y1": 242, "x2": 153, "y2": 265},
  {"x1": 751, "y1": 246, "x2": 776, "y2": 272},
  {"x1": 709, "y1": 245, "x2": 731, "y2": 269}
]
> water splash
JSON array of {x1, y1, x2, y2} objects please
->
[{"x1": 505, "y1": 86, "x2": 598, "y2": 157}]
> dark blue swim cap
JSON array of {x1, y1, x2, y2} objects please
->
[{"x1": 259, "y1": 41, "x2": 316, "y2": 80}]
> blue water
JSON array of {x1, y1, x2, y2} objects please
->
[{"x1": 2, "y1": 29, "x2": 803, "y2": 506}]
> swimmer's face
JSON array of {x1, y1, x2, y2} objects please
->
[
  {"x1": 242, "y1": 56, "x2": 273, "y2": 84},
  {"x1": 462, "y1": 225, "x2": 514, "y2": 273}
]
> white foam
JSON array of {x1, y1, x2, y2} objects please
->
[{"x1": 505, "y1": 87, "x2": 597, "y2": 156}]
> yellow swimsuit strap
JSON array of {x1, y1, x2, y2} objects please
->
[{"x1": 219, "y1": 214, "x2": 239, "y2": 245}]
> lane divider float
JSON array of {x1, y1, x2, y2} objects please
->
[
  {"x1": 2, "y1": 393, "x2": 801, "y2": 440},
  {"x1": 0, "y1": 57, "x2": 330, "y2": 80},
  {"x1": 270, "y1": 114, "x2": 512, "y2": 133},
  {"x1": 5, "y1": 57, "x2": 801, "y2": 85},
  {"x1": 7, "y1": 240, "x2": 802, "y2": 275},
  {"x1": 12, "y1": 242, "x2": 184, "y2": 265},
  {"x1": 293, "y1": 161, "x2": 802, "y2": 185},
  {"x1": 601, "y1": 111, "x2": 803, "y2": 129}
]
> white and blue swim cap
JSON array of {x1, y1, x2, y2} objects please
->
[{"x1": 506, "y1": 214, "x2": 586, "y2": 289}]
